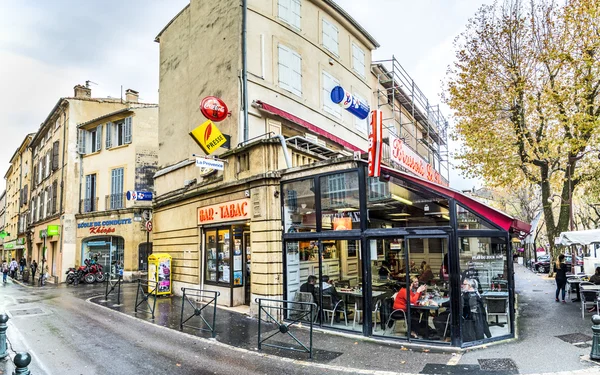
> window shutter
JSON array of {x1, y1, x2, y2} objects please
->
[
  {"x1": 45, "y1": 152, "x2": 50, "y2": 178},
  {"x1": 124, "y1": 117, "x2": 132, "y2": 144},
  {"x1": 322, "y1": 19, "x2": 338, "y2": 55},
  {"x1": 52, "y1": 180, "x2": 58, "y2": 214},
  {"x1": 41, "y1": 157, "x2": 46, "y2": 180},
  {"x1": 23, "y1": 185, "x2": 28, "y2": 202},
  {"x1": 291, "y1": 50, "x2": 302, "y2": 96},
  {"x1": 96, "y1": 125, "x2": 102, "y2": 151},
  {"x1": 32, "y1": 165, "x2": 37, "y2": 189},
  {"x1": 19, "y1": 189, "x2": 23, "y2": 207},
  {"x1": 46, "y1": 186, "x2": 52, "y2": 217},
  {"x1": 52, "y1": 141, "x2": 59, "y2": 170},
  {"x1": 278, "y1": 45, "x2": 292, "y2": 92},
  {"x1": 78, "y1": 129, "x2": 86, "y2": 154},
  {"x1": 322, "y1": 71, "x2": 340, "y2": 116},
  {"x1": 290, "y1": 0, "x2": 301, "y2": 29},
  {"x1": 106, "y1": 122, "x2": 112, "y2": 149}
]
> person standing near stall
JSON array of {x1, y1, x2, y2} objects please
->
[{"x1": 555, "y1": 254, "x2": 567, "y2": 303}]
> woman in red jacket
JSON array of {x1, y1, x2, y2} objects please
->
[{"x1": 394, "y1": 276, "x2": 427, "y2": 338}]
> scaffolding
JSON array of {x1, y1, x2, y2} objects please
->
[{"x1": 372, "y1": 56, "x2": 450, "y2": 184}]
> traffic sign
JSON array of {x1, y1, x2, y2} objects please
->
[
  {"x1": 145, "y1": 220, "x2": 153, "y2": 232},
  {"x1": 141, "y1": 210, "x2": 152, "y2": 221}
]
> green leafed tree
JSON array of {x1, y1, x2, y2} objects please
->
[{"x1": 446, "y1": 0, "x2": 600, "y2": 259}]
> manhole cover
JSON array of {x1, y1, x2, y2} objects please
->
[
  {"x1": 478, "y1": 358, "x2": 519, "y2": 371},
  {"x1": 9, "y1": 308, "x2": 45, "y2": 317},
  {"x1": 574, "y1": 343, "x2": 591, "y2": 348},
  {"x1": 555, "y1": 333, "x2": 593, "y2": 344}
]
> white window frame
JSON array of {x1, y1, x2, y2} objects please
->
[
  {"x1": 45, "y1": 153, "x2": 50, "y2": 178},
  {"x1": 352, "y1": 43, "x2": 366, "y2": 78},
  {"x1": 353, "y1": 91, "x2": 369, "y2": 134},
  {"x1": 322, "y1": 71, "x2": 341, "y2": 118},
  {"x1": 278, "y1": 44, "x2": 302, "y2": 97},
  {"x1": 278, "y1": 0, "x2": 301, "y2": 30},
  {"x1": 322, "y1": 18, "x2": 339, "y2": 56}
]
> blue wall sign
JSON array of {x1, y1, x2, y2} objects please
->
[
  {"x1": 330, "y1": 86, "x2": 370, "y2": 120},
  {"x1": 126, "y1": 191, "x2": 153, "y2": 201}
]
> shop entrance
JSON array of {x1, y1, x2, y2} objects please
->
[
  {"x1": 82, "y1": 236, "x2": 124, "y2": 274},
  {"x1": 243, "y1": 232, "x2": 251, "y2": 305}
]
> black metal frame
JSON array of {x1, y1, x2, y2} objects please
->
[
  {"x1": 180, "y1": 288, "x2": 220, "y2": 338},
  {"x1": 104, "y1": 272, "x2": 122, "y2": 305},
  {"x1": 256, "y1": 298, "x2": 316, "y2": 358},
  {"x1": 134, "y1": 278, "x2": 158, "y2": 319},
  {"x1": 280, "y1": 165, "x2": 516, "y2": 347}
]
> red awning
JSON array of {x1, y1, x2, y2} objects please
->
[
  {"x1": 253, "y1": 100, "x2": 364, "y2": 153},
  {"x1": 381, "y1": 165, "x2": 532, "y2": 234}
]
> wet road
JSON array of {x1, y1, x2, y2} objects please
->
[{"x1": 0, "y1": 281, "x2": 381, "y2": 375}]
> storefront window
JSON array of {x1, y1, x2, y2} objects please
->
[
  {"x1": 320, "y1": 172, "x2": 360, "y2": 231},
  {"x1": 82, "y1": 236, "x2": 124, "y2": 274},
  {"x1": 459, "y1": 237, "x2": 509, "y2": 344},
  {"x1": 367, "y1": 176, "x2": 450, "y2": 228},
  {"x1": 282, "y1": 179, "x2": 316, "y2": 233},
  {"x1": 457, "y1": 204, "x2": 498, "y2": 230},
  {"x1": 205, "y1": 228, "x2": 231, "y2": 284}
]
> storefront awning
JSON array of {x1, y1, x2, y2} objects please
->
[
  {"x1": 558, "y1": 229, "x2": 600, "y2": 246},
  {"x1": 381, "y1": 165, "x2": 532, "y2": 234}
]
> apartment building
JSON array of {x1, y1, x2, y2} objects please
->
[
  {"x1": 0, "y1": 190, "x2": 6, "y2": 261},
  {"x1": 75, "y1": 93, "x2": 158, "y2": 279},
  {"x1": 28, "y1": 84, "x2": 128, "y2": 283}
]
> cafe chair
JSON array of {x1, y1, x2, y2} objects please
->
[
  {"x1": 353, "y1": 297, "x2": 381, "y2": 331},
  {"x1": 580, "y1": 289, "x2": 599, "y2": 319},
  {"x1": 322, "y1": 295, "x2": 347, "y2": 326},
  {"x1": 383, "y1": 309, "x2": 407, "y2": 336},
  {"x1": 293, "y1": 291, "x2": 316, "y2": 322},
  {"x1": 567, "y1": 277, "x2": 579, "y2": 300}
]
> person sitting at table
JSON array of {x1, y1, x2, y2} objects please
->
[
  {"x1": 300, "y1": 275, "x2": 318, "y2": 302},
  {"x1": 432, "y1": 299, "x2": 451, "y2": 342},
  {"x1": 393, "y1": 276, "x2": 427, "y2": 338},
  {"x1": 378, "y1": 261, "x2": 395, "y2": 280},
  {"x1": 321, "y1": 275, "x2": 344, "y2": 322},
  {"x1": 462, "y1": 278, "x2": 491, "y2": 341},
  {"x1": 400, "y1": 260, "x2": 419, "y2": 274},
  {"x1": 461, "y1": 261, "x2": 482, "y2": 292},
  {"x1": 419, "y1": 263, "x2": 435, "y2": 285},
  {"x1": 589, "y1": 267, "x2": 600, "y2": 285}
]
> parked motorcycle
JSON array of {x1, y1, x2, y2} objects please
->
[
  {"x1": 65, "y1": 265, "x2": 95, "y2": 284},
  {"x1": 86, "y1": 259, "x2": 105, "y2": 283}
]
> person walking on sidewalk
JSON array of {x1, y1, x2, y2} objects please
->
[
  {"x1": 19, "y1": 257, "x2": 26, "y2": 277},
  {"x1": 9, "y1": 258, "x2": 18, "y2": 279},
  {"x1": 555, "y1": 254, "x2": 567, "y2": 303},
  {"x1": 2, "y1": 260, "x2": 8, "y2": 283},
  {"x1": 30, "y1": 260, "x2": 38, "y2": 285}
]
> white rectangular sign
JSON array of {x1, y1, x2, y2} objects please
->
[{"x1": 195, "y1": 157, "x2": 224, "y2": 170}]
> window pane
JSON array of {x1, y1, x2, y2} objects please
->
[
  {"x1": 283, "y1": 178, "x2": 316, "y2": 233},
  {"x1": 459, "y1": 236, "x2": 509, "y2": 343},
  {"x1": 457, "y1": 204, "x2": 499, "y2": 230},
  {"x1": 320, "y1": 172, "x2": 360, "y2": 231}
]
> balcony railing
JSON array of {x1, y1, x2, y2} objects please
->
[
  {"x1": 80, "y1": 197, "x2": 99, "y2": 214},
  {"x1": 106, "y1": 193, "x2": 126, "y2": 210}
]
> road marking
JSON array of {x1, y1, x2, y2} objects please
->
[
  {"x1": 446, "y1": 353, "x2": 462, "y2": 365},
  {"x1": 6, "y1": 320, "x2": 54, "y2": 375}
]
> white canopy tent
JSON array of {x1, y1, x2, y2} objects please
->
[{"x1": 558, "y1": 229, "x2": 600, "y2": 246}]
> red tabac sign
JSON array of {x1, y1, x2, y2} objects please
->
[
  {"x1": 390, "y1": 135, "x2": 447, "y2": 186},
  {"x1": 197, "y1": 198, "x2": 251, "y2": 225},
  {"x1": 200, "y1": 96, "x2": 229, "y2": 122},
  {"x1": 368, "y1": 109, "x2": 383, "y2": 177}
]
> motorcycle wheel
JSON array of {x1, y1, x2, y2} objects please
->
[
  {"x1": 95, "y1": 272, "x2": 106, "y2": 283},
  {"x1": 66, "y1": 274, "x2": 75, "y2": 284},
  {"x1": 84, "y1": 273, "x2": 95, "y2": 284}
]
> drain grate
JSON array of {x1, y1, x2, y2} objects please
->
[
  {"x1": 9, "y1": 308, "x2": 45, "y2": 317},
  {"x1": 478, "y1": 358, "x2": 519, "y2": 372},
  {"x1": 16, "y1": 298, "x2": 30, "y2": 304},
  {"x1": 555, "y1": 333, "x2": 592, "y2": 344},
  {"x1": 574, "y1": 343, "x2": 592, "y2": 348}
]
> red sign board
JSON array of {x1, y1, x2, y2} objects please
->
[
  {"x1": 390, "y1": 135, "x2": 446, "y2": 186},
  {"x1": 200, "y1": 96, "x2": 229, "y2": 122},
  {"x1": 197, "y1": 198, "x2": 251, "y2": 225},
  {"x1": 368, "y1": 109, "x2": 383, "y2": 177},
  {"x1": 145, "y1": 221, "x2": 153, "y2": 232}
]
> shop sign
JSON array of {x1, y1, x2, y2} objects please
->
[
  {"x1": 330, "y1": 86, "x2": 370, "y2": 120},
  {"x1": 47, "y1": 225, "x2": 60, "y2": 237},
  {"x1": 197, "y1": 198, "x2": 251, "y2": 225},
  {"x1": 16, "y1": 238, "x2": 26, "y2": 245},
  {"x1": 4, "y1": 241, "x2": 15, "y2": 250},
  {"x1": 200, "y1": 96, "x2": 229, "y2": 122},
  {"x1": 77, "y1": 218, "x2": 132, "y2": 234},
  {"x1": 390, "y1": 135, "x2": 445, "y2": 186},
  {"x1": 195, "y1": 157, "x2": 224, "y2": 171},
  {"x1": 126, "y1": 191, "x2": 153, "y2": 201},
  {"x1": 189, "y1": 119, "x2": 227, "y2": 155},
  {"x1": 368, "y1": 109, "x2": 383, "y2": 178}
]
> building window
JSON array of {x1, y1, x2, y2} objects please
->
[
  {"x1": 109, "y1": 168, "x2": 124, "y2": 209},
  {"x1": 278, "y1": 0, "x2": 301, "y2": 30},
  {"x1": 84, "y1": 174, "x2": 97, "y2": 213},
  {"x1": 45, "y1": 151, "x2": 51, "y2": 178},
  {"x1": 106, "y1": 118, "x2": 132, "y2": 149},
  {"x1": 353, "y1": 92, "x2": 368, "y2": 134},
  {"x1": 278, "y1": 44, "x2": 302, "y2": 97},
  {"x1": 46, "y1": 186, "x2": 52, "y2": 217},
  {"x1": 322, "y1": 18, "x2": 339, "y2": 56},
  {"x1": 322, "y1": 71, "x2": 341, "y2": 118},
  {"x1": 352, "y1": 43, "x2": 366, "y2": 78},
  {"x1": 320, "y1": 171, "x2": 360, "y2": 231},
  {"x1": 52, "y1": 141, "x2": 59, "y2": 171},
  {"x1": 52, "y1": 180, "x2": 58, "y2": 214}
]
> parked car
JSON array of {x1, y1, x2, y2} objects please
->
[{"x1": 533, "y1": 254, "x2": 583, "y2": 273}]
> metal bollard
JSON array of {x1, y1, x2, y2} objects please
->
[
  {"x1": 13, "y1": 352, "x2": 31, "y2": 375},
  {"x1": 0, "y1": 313, "x2": 8, "y2": 360},
  {"x1": 591, "y1": 314, "x2": 600, "y2": 360}
]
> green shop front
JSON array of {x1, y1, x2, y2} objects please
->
[{"x1": 281, "y1": 160, "x2": 530, "y2": 347}]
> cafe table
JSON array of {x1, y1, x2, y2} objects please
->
[
  {"x1": 567, "y1": 278, "x2": 590, "y2": 302},
  {"x1": 410, "y1": 297, "x2": 450, "y2": 339},
  {"x1": 580, "y1": 284, "x2": 600, "y2": 291}
]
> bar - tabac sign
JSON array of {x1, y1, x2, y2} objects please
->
[{"x1": 189, "y1": 119, "x2": 226, "y2": 155}]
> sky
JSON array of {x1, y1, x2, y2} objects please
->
[{"x1": 0, "y1": 0, "x2": 491, "y2": 193}]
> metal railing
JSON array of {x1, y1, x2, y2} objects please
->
[
  {"x1": 256, "y1": 298, "x2": 316, "y2": 358},
  {"x1": 80, "y1": 197, "x2": 99, "y2": 213},
  {"x1": 180, "y1": 288, "x2": 220, "y2": 338},
  {"x1": 134, "y1": 278, "x2": 158, "y2": 319},
  {"x1": 105, "y1": 193, "x2": 126, "y2": 210},
  {"x1": 104, "y1": 272, "x2": 123, "y2": 305}
]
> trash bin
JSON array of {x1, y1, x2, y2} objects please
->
[
  {"x1": 148, "y1": 253, "x2": 172, "y2": 295},
  {"x1": 22, "y1": 269, "x2": 30, "y2": 283}
]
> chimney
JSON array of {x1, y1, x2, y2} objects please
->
[
  {"x1": 125, "y1": 89, "x2": 139, "y2": 103},
  {"x1": 73, "y1": 84, "x2": 91, "y2": 98}
]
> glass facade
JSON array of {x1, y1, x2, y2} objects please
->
[
  {"x1": 204, "y1": 225, "x2": 247, "y2": 288},
  {"x1": 282, "y1": 166, "x2": 514, "y2": 347}
]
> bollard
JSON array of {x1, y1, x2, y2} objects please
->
[
  {"x1": 0, "y1": 313, "x2": 9, "y2": 360},
  {"x1": 13, "y1": 352, "x2": 31, "y2": 375},
  {"x1": 591, "y1": 314, "x2": 600, "y2": 360}
]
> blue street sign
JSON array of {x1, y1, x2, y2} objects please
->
[
  {"x1": 126, "y1": 191, "x2": 153, "y2": 201},
  {"x1": 330, "y1": 86, "x2": 370, "y2": 120}
]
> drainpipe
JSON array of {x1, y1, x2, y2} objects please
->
[
  {"x1": 272, "y1": 134, "x2": 292, "y2": 169},
  {"x1": 59, "y1": 107, "x2": 68, "y2": 257},
  {"x1": 242, "y1": 0, "x2": 249, "y2": 142}
]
